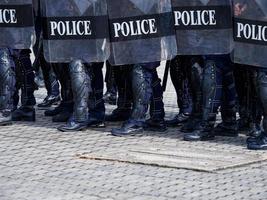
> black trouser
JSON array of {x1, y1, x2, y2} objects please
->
[
  {"x1": 234, "y1": 65, "x2": 262, "y2": 125},
  {"x1": 52, "y1": 63, "x2": 73, "y2": 112},
  {"x1": 39, "y1": 50, "x2": 60, "y2": 97},
  {"x1": 0, "y1": 48, "x2": 16, "y2": 112},
  {"x1": 13, "y1": 49, "x2": 36, "y2": 107},
  {"x1": 88, "y1": 62, "x2": 105, "y2": 121},
  {"x1": 113, "y1": 65, "x2": 133, "y2": 112},
  {"x1": 168, "y1": 56, "x2": 193, "y2": 114},
  {"x1": 105, "y1": 61, "x2": 117, "y2": 96},
  {"x1": 256, "y1": 71, "x2": 267, "y2": 133}
]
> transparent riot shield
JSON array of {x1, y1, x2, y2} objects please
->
[
  {"x1": 233, "y1": 0, "x2": 267, "y2": 68},
  {"x1": 108, "y1": 0, "x2": 177, "y2": 66},
  {"x1": 172, "y1": 0, "x2": 233, "y2": 55},
  {"x1": 42, "y1": 0, "x2": 110, "y2": 63},
  {"x1": 0, "y1": 0, "x2": 35, "y2": 49}
]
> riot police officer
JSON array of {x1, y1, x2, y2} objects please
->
[{"x1": 233, "y1": 0, "x2": 267, "y2": 150}]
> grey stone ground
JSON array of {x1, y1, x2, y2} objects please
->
[{"x1": 0, "y1": 69, "x2": 267, "y2": 200}]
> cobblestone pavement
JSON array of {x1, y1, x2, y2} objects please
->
[{"x1": 1, "y1": 72, "x2": 267, "y2": 200}]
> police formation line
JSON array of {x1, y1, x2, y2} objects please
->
[{"x1": 0, "y1": 0, "x2": 267, "y2": 151}]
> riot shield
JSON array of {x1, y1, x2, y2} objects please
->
[
  {"x1": 107, "y1": 0, "x2": 177, "y2": 66},
  {"x1": 172, "y1": 0, "x2": 233, "y2": 55},
  {"x1": 42, "y1": 0, "x2": 110, "y2": 63},
  {"x1": 0, "y1": 0, "x2": 35, "y2": 49},
  {"x1": 233, "y1": 0, "x2": 267, "y2": 68}
]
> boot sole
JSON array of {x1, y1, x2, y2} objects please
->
[
  {"x1": 0, "y1": 121, "x2": 13, "y2": 126},
  {"x1": 184, "y1": 136, "x2": 215, "y2": 141},
  {"x1": 58, "y1": 126, "x2": 87, "y2": 132},
  {"x1": 247, "y1": 146, "x2": 267, "y2": 150},
  {"x1": 111, "y1": 129, "x2": 144, "y2": 137}
]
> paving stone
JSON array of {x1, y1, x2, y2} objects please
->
[{"x1": 0, "y1": 73, "x2": 267, "y2": 199}]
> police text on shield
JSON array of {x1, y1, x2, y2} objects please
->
[
  {"x1": 112, "y1": 18, "x2": 157, "y2": 38},
  {"x1": 173, "y1": 9, "x2": 216, "y2": 26},
  {"x1": 49, "y1": 20, "x2": 92, "y2": 36},
  {"x1": 236, "y1": 22, "x2": 267, "y2": 42},
  {"x1": 0, "y1": 9, "x2": 17, "y2": 24}
]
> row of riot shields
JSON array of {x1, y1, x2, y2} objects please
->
[{"x1": 1, "y1": 0, "x2": 267, "y2": 69}]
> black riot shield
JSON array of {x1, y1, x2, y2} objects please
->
[
  {"x1": 107, "y1": 0, "x2": 177, "y2": 66},
  {"x1": 0, "y1": 0, "x2": 34, "y2": 49},
  {"x1": 42, "y1": 0, "x2": 110, "y2": 63},
  {"x1": 233, "y1": 0, "x2": 267, "y2": 68},
  {"x1": 172, "y1": 0, "x2": 233, "y2": 55}
]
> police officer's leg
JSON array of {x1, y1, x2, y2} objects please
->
[
  {"x1": 247, "y1": 71, "x2": 267, "y2": 150},
  {"x1": 166, "y1": 56, "x2": 192, "y2": 127},
  {"x1": 244, "y1": 70, "x2": 262, "y2": 137},
  {"x1": 37, "y1": 51, "x2": 60, "y2": 108},
  {"x1": 0, "y1": 48, "x2": 16, "y2": 125},
  {"x1": 103, "y1": 61, "x2": 117, "y2": 105},
  {"x1": 234, "y1": 64, "x2": 251, "y2": 131},
  {"x1": 87, "y1": 62, "x2": 105, "y2": 127},
  {"x1": 181, "y1": 56, "x2": 204, "y2": 133},
  {"x1": 145, "y1": 68, "x2": 166, "y2": 132},
  {"x1": 12, "y1": 49, "x2": 36, "y2": 122},
  {"x1": 106, "y1": 65, "x2": 133, "y2": 121},
  {"x1": 58, "y1": 60, "x2": 90, "y2": 132},
  {"x1": 112, "y1": 63, "x2": 153, "y2": 136},
  {"x1": 45, "y1": 63, "x2": 73, "y2": 122},
  {"x1": 213, "y1": 60, "x2": 238, "y2": 137},
  {"x1": 184, "y1": 55, "x2": 224, "y2": 141}
]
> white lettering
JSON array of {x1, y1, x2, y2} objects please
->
[
  {"x1": 174, "y1": 9, "x2": 217, "y2": 26},
  {"x1": 49, "y1": 20, "x2": 92, "y2": 36},
  {"x1": 0, "y1": 9, "x2": 17, "y2": 24},
  {"x1": 112, "y1": 18, "x2": 158, "y2": 38},
  {"x1": 236, "y1": 22, "x2": 267, "y2": 42}
]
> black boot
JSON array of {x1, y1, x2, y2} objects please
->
[
  {"x1": 166, "y1": 113, "x2": 190, "y2": 127},
  {"x1": 212, "y1": 109, "x2": 238, "y2": 137},
  {"x1": 52, "y1": 110, "x2": 72, "y2": 122},
  {"x1": 12, "y1": 106, "x2": 35, "y2": 121},
  {"x1": 44, "y1": 105, "x2": 64, "y2": 116},
  {"x1": 112, "y1": 64, "x2": 153, "y2": 136},
  {"x1": 38, "y1": 94, "x2": 60, "y2": 108},
  {"x1": 247, "y1": 132, "x2": 267, "y2": 150},
  {"x1": 180, "y1": 114, "x2": 202, "y2": 133},
  {"x1": 58, "y1": 116, "x2": 88, "y2": 132},
  {"x1": 144, "y1": 118, "x2": 167, "y2": 132},
  {"x1": 111, "y1": 120, "x2": 144, "y2": 136},
  {"x1": 212, "y1": 122, "x2": 238, "y2": 137},
  {"x1": 105, "y1": 108, "x2": 131, "y2": 122},
  {"x1": 0, "y1": 111, "x2": 12, "y2": 126},
  {"x1": 58, "y1": 60, "x2": 90, "y2": 132},
  {"x1": 184, "y1": 120, "x2": 215, "y2": 141}
]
